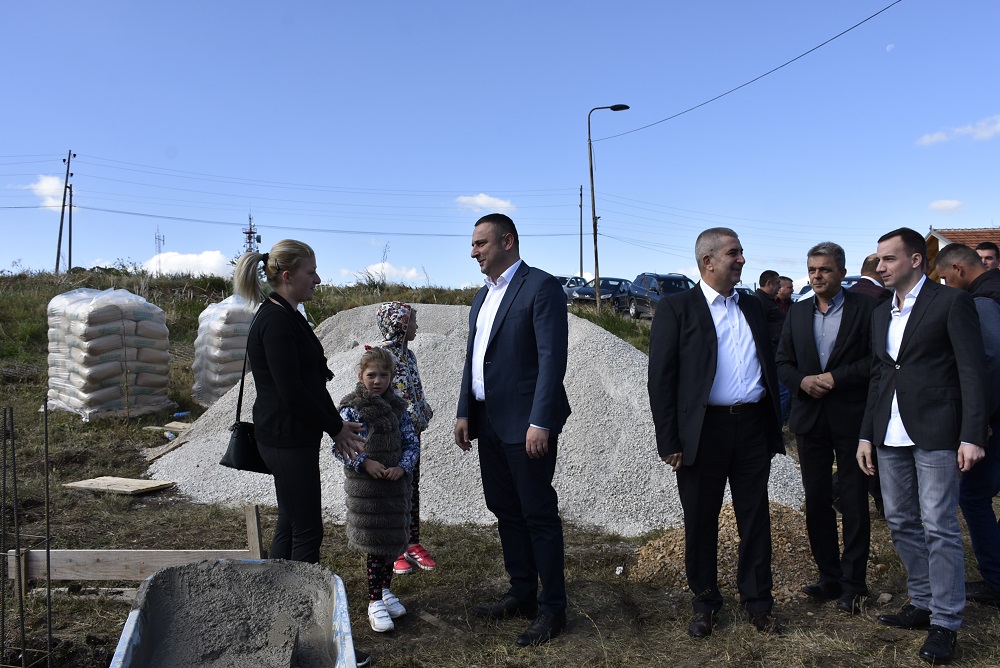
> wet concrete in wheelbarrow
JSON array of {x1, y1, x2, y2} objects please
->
[{"x1": 132, "y1": 560, "x2": 338, "y2": 667}]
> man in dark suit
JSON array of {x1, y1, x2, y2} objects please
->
[
  {"x1": 849, "y1": 253, "x2": 893, "y2": 304},
  {"x1": 755, "y1": 269, "x2": 786, "y2": 348},
  {"x1": 934, "y1": 242, "x2": 1000, "y2": 607},
  {"x1": 835, "y1": 252, "x2": 892, "y2": 518},
  {"x1": 776, "y1": 242, "x2": 876, "y2": 614},
  {"x1": 454, "y1": 213, "x2": 572, "y2": 647},
  {"x1": 648, "y1": 227, "x2": 784, "y2": 638},
  {"x1": 857, "y1": 227, "x2": 988, "y2": 664}
]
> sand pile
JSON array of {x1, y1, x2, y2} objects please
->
[{"x1": 149, "y1": 304, "x2": 804, "y2": 537}]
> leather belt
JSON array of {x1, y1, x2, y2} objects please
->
[{"x1": 705, "y1": 402, "x2": 759, "y2": 415}]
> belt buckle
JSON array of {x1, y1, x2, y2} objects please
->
[{"x1": 729, "y1": 403, "x2": 744, "y2": 414}]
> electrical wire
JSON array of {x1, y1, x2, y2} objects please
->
[{"x1": 594, "y1": 0, "x2": 905, "y2": 142}]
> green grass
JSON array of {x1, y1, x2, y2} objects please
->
[{"x1": 2, "y1": 270, "x2": 999, "y2": 667}]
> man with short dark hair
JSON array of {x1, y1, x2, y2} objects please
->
[
  {"x1": 976, "y1": 241, "x2": 1000, "y2": 271},
  {"x1": 649, "y1": 228, "x2": 784, "y2": 638},
  {"x1": 777, "y1": 242, "x2": 876, "y2": 615},
  {"x1": 455, "y1": 213, "x2": 572, "y2": 647},
  {"x1": 934, "y1": 242, "x2": 1000, "y2": 607},
  {"x1": 857, "y1": 227, "x2": 989, "y2": 664},
  {"x1": 755, "y1": 270, "x2": 785, "y2": 348},
  {"x1": 776, "y1": 276, "x2": 794, "y2": 314}
]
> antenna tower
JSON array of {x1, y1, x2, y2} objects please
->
[{"x1": 243, "y1": 214, "x2": 261, "y2": 254}]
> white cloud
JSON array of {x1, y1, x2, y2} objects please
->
[
  {"x1": 338, "y1": 261, "x2": 423, "y2": 284},
  {"x1": 455, "y1": 193, "x2": 516, "y2": 214},
  {"x1": 20, "y1": 175, "x2": 64, "y2": 208},
  {"x1": 917, "y1": 114, "x2": 1000, "y2": 145},
  {"x1": 929, "y1": 199, "x2": 963, "y2": 213},
  {"x1": 917, "y1": 132, "x2": 949, "y2": 146},
  {"x1": 954, "y1": 114, "x2": 1000, "y2": 141},
  {"x1": 141, "y1": 251, "x2": 233, "y2": 276},
  {"x1": 886, "y1": 44, "x2": 895, "y2": 52}
]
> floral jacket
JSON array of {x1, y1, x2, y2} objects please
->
[{"x1": 375, "y1": 301, "x2": 434, "y2": 432}]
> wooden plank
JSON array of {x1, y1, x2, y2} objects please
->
[
  {"x1": 245, "y1": 504, "x2": 264, "y2": 559},
  {"x1": 7, "y1": 549, "x2": 254, "y2": 581},
  {"x1": 141, "y1": 438, "x2": 186, "y2": 462},
  {"x1": 63, "y1": 476, "x2": 175, "y2": 495},
  {"x1": 162, "y1": 421, "x2": 191, "y2": 431}
]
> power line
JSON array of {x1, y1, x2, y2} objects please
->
[
  {"x1": 595, "y1": 0, "x2": 905, "y2": 142},
  {"x1": 71, "y1": 205, "x2": 579, "y2": 238}
]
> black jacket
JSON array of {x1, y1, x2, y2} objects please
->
[{"x1": 247, "y1": 293, "x2": 344, "y2": 448}]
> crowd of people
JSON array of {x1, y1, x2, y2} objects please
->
[
  {"x1": 231, "y1": 219, "x2": 998, "y2": 666},
  {"x1": 649, "y1": 228, "x2": 999, "y2": 665}
]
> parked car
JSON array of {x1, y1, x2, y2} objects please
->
[
  {"x1": 555, "y1": 275, "x2": 587, "y2": 303},
  {"x1": 735, "y1": 285, "x2": 754, "y2": 297},
  {"x1": 624, "y1": 272, "x2": 696, "y2": 318},
  {"x1": 569, "y1": 277, "x2": 631, "y2": 311}
]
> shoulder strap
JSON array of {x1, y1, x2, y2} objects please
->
[{"x1": 235, "y1": 304, "x2": 264, "y2": 423}]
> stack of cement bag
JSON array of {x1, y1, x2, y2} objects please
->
[
  {"x1": 47, "y1": 288, "x2": 171, "y2": 419},
  {"x1": 192, "y1": 295, "x2": 256, "y2": 407}
]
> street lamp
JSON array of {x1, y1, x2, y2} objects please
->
[{"x1": 588, "y1": 104, "x2": 629, "y2": 311}]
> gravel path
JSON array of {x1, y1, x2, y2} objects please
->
[{"x1": 149, "y1": 304, "x2": 804, "y2": 537}]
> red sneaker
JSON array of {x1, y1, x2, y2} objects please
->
[
  {"x1": 392, "y1": 554, "x2": 412, "y2": 575},
  {"x1": 405, "y1": 544, "x2": 436, "y2": 571}
]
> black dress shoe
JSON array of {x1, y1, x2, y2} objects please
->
[
  {"x1": 918, "y1": 625, "x2": 957, "y2": 664},
  {"x1": 515, "y1": 610, "x2": 566, "y2": 647},
  {"x1": 354, "y1": 649, "x2": 371, "y2": 667},
  {"x1": 836, "y1": 593, "x2": 867, "y2": 615},
  {"x1": 748, "y1": 610, "x2": 783, "y2": 634},
  {"x1": 473, "y1": 593, "x2": 537, "y2": 620},
  {"x1": 688, "y1": 612, "x2": 714, "y2": 638},
  {"x1": 878, "y1": 603, "x2": 931, "y2": 629},
  {"x1": 802, "y1": 581, "x2": 841, "y2": 600},
  {"x1": 966, "y1": 580, "x2": 1000, "y2": 606}
]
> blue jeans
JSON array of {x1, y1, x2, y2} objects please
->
[
  {"x1": 878, "y1": 446, "x2": 964, "y2": 631},
  {"x1": 959, "y1": 421, "x2": 1000, "y2": 590}
]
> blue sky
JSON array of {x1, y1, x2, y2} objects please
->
[{"x1": 3, "y1": 1, "x2": 998, "y2": 289}]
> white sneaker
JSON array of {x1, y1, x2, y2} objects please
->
[
  {"x1": 382, "y1": 589, "x2": 407, "y2": 618},
  {"x1": 368, "y1": 600, "x2": 394, "y2": 632}
]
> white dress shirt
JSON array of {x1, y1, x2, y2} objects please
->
[
  {"x1": 699, "y1": 281, "x2": 766, "y2": 406},
  {"x1": 471, "y1": 259, "x2": 522, "y2": 402},
  {"x1": 883, "y1": 274, "x2": 926, "y2": 447}
]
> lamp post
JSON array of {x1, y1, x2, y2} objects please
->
[{"x1": 588, "y1": 104, "x2": 629, "y2": 311}]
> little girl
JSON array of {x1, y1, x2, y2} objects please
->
[
  {"x1": 335, "y1": 346, "x2": 420, "y2": 633},
  {"x1": 374, "y1": 302, "x2": 435, "y2": 575}
]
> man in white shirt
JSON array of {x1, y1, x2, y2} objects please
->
[
  {"x1": 857, "y1": 227, "x2": 988, "y2": 665},
  {"x1": 648, "y1": 227, "x2": 784, "y2": 638}
]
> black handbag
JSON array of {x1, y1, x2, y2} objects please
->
[{"x1": 219, "y1": 308, "x2": 271, "y2": 474}]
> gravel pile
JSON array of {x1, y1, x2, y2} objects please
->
[{"x1": 149, "y1": 304, "x2": 804, "y2": 537}]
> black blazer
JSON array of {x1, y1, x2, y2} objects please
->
[
  {"x1": 457, "y1": 261, "x2": 572, "y2": 444},
  {"x1": 860, "y1": 279, "x2": 988, "y2": 450},
  {"x1": 648, "y1": 284, "x2": 784, "y2": 465},
  {"x1": 776, "y1": 290, "x2": 876, "y2": 439}
]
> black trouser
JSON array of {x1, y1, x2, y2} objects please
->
[
  {"x1": 473, "y1": 401, "x2": 566, "y2": 613},
  {"x1": 676, "y1": 402, "x2": 773, "y2": 614},
  {"x1": 797, "y1": 420, "x2": 870, "y2": 596},
  {"x1": 258, "y1": 443, "x2": 323, "y2": 563}
]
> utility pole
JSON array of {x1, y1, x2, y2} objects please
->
[
  {"x1": 54, "y1": 150, "x2": 75, "y2": 274},
  {"x1": 67, "y1": 184, "x2": 73, "y2": 270},
  {"x1": 155, "y1": 227, "x2": 165, "y2": 276},
  {"x1": 578, "y1": 186, "x2": 583, "y2": 277}
]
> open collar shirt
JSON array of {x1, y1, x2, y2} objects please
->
[
  {"x1": 883, "y1": 273, "x2": 926, "y2": 447},
  {"x1": 700, "y1": 281, "x2": 766, "y2": 406},
  {"x1": 813, "y1": 288, "x2": 845, "y2": 372},
  {"x1": 471, "y1": 259, "x2": 522, "y2": 402}
]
